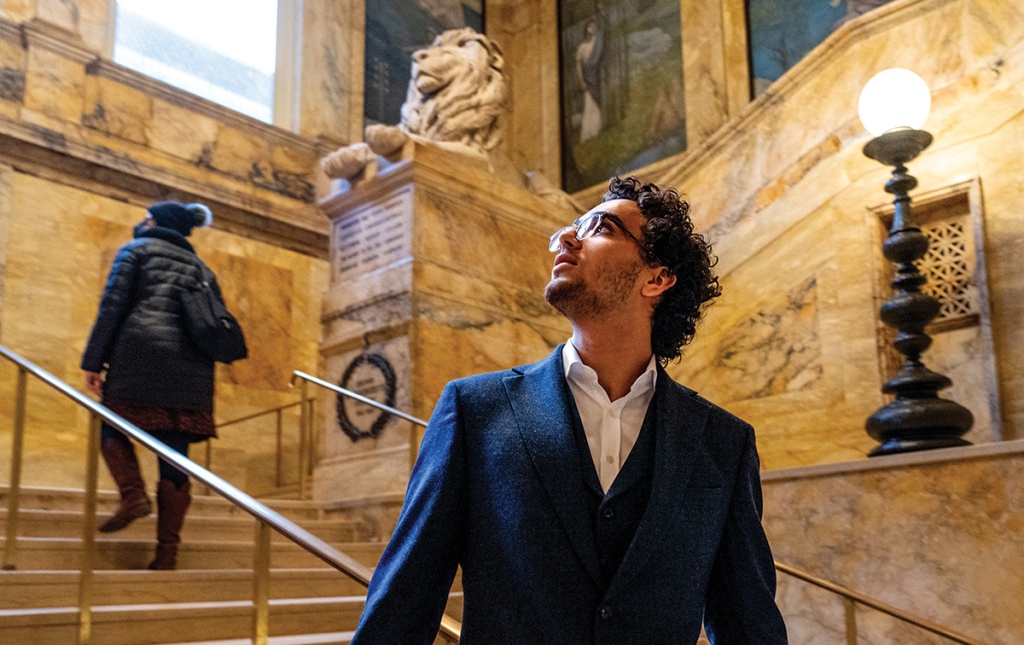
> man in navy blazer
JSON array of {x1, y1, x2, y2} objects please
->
[{"x1": 351, "y1": 177, "x2": 788, "y2": 643}]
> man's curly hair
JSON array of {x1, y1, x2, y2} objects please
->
[{"x1": 604, "y1": 176, "x2": 722, "y2": 365}]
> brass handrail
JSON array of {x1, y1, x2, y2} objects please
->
[
  {"x1": 0, "y1": 345, "x2": 460, "y2": 644},
  {"x1": 774, "y1": 562, "x2": 986, "y2": 644},
  {"x1": 291, "y1": 370, "x2": 428, "y2": 471},
  {"x1": 211, "y1": 399, "x2": 314, "y2": 494},
  {"x1": 292, "y1": 370, "x2": 429, "y2": 427},
  {"x1": 217, "y1": 400, "x2": 304, "y2": 429}
]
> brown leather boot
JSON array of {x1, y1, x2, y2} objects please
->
[
  {"x1": 148, "y1": 479, "x2": 191, "y2": 570},
  {"x1": 98, "y1": 436, "x2": 152, "y2": 533}
]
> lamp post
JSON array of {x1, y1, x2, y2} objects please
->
[{"x1": 858, "y1": 68, "x2": 973, "y2": 457}]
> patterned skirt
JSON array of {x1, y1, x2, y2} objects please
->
[{"x1": 102, "y1": 396, "x2": 216, "y2": 442}]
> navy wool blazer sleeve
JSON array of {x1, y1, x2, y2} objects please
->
[{"x1": 351, "y1": 381, "x2": 466, "y2": 644}]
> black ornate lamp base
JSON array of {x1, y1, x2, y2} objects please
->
[
  {"x1": 867, "y1": 397, "x2": 974, "y2": 457},
  {"x1": 862, "y1": 127, "x2": 973, "y2": 457}
]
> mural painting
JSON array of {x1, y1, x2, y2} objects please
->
[
  {"x1": 748, "y1": 0, "x2": 893, "y2": 96},
  {"x1": 364, "y1": 0, "x2": 485, "y2": 126},
  {"x1": 559, "y1": 0, "x2": 686, "y2": 193}
]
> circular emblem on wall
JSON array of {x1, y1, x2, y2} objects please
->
[{"x1": 336, "y1": 353, "x2": 398, "y2": 442}]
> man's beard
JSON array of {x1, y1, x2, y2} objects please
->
[{"x1": 544, "y1": 263, "x2": 641, "y2": 321}]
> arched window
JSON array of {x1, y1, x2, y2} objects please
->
[{"x1": 112, "y1": 0, "x2": 296, "y2": 125}]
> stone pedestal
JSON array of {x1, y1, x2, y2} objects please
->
[{"x1": 314, "y1": 142, "x2": 572, "y2": 503}]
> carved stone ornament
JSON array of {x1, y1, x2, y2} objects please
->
[{"x1": 336, "y1": 353, "x2": 398, "y2": 442}]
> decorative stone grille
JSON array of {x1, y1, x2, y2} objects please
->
[{"x1": 916, "y1": 217, "x2": 978, "y2": 324}]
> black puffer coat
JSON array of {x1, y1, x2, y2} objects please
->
[{"x1": 81, "y1": 226, "x2": 217, "y2": 410}]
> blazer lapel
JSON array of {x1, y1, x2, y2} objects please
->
[
  {"x1": 502, "y1": 346, "x2": 602, "y2": 586},
  {"x1": 610, "y1": 369, "x2": 710, "y2": 590}
]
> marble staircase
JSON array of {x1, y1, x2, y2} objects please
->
[{"x1": 0, "y1": 486, "x2": 463, "y2": 644}]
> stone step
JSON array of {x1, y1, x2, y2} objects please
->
[
  {"x1": 0, "y1": 593, "x2": 464, "y2": 644},
  {"x1": 160, "y1": 633, "x2": 355, "y2": 645},
  {"x1": 0, "y1": 508, "x2": 363, "y2": 543},
  {"x1": 0, "y1": 486, "x2": 328, "y2": 521},
  {"x1": 0, "y1": 595, "x2": 363, "y2": 644},
  {"x1": 0, "y1": 537, "x2": 385, "y2": 571},
  {"x1": 0, "y1": 568, "x2": 369, "y2": 609}
]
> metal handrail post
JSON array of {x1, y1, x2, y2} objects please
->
[
  {"x1": 203, "y1": 440, "x2": 213, "y2": 496},
  {"x1": 305, "y1": 397, "x2": 316, "y2": 500},
  {"x1": 78, "y1": 413, "x2": 102, "y2": 645},
  {"x1": 298, "y1": 380, "x2": 309, "y2": 499},
  {"x1": 275, "y1": 409, "x2": 283, "y2": 488},
  {"x1": 3, "y1": 366, "x2": 28, "y2": 570},
  {"x1": 844, "y1": 597, "x2": 857, "y2": 645},
  {"x1": 252, "y1": 521, "x2": 272, "y2": 645},
  {"x1": 409, "y1": 423, "x2": 420, "y2": 472}
]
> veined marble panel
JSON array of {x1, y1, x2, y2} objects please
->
[
  {"x1": 0, "y1": 36, "x2": 25, "y2": 118},
  {"x1": 764, "y1": 447, "x2": 1024, "y2": 644},
  {"x1": 0, "y1": 1, "x2": 34, "y2": 22},
  {"x1": 714, "y1": 276, "x2": 822, "y2": 401},
  {"x1": 299, "y1": 0, "x2": 360, "y2": 142},
  {"x1": 82, "y1": 74, "x2": 151, "y2": 145},
  {"x1": 22, "y1": 45, "x2": 85, "y2": 127},
  {"x1": 76, "y1": 0, "x2": 109, "y2": 53},
  {"x1": 35, "y1": 0, "x2": 81, "y2": 33}
]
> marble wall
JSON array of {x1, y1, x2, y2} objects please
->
[
  {"x1": 615, "y1": 0, "x2": 1024, "y2": 469},
  {"x1": 0, "y1": 169, "x2": 328, "y2": 490},
  {"x1": 0, "y1": 3, "x2": 337, "y2": 491},
  {"x1": 763, "y1": 442, "x2": 1024, "y2": 644}
]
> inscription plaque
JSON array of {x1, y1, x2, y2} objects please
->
[{"x1": 333, "y1": 188, "x2": 413, "y2": 282}]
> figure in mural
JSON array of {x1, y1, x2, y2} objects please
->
[
  {"x1": 81, "y1": 201, "x2": 234, "y2": 570},
  {"x1": 323, "y1": 28, "x2": 585, "y2": 215},
  {"x1": 559, "y1": 0, "x2": 687, "y2": 192},
  {"x1": 576, "y1": 18, "x2": 604, "y2": 142},
  {"x1": 349, "y1": 176, "x2": 788, "y2": 643}
]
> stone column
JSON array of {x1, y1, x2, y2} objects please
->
[{"x1": 315, "y1": 143, "x2": 571, "y2": 503}]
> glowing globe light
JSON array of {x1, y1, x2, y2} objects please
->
[{"x1": 858, "y1": 68, "x2": 932, "y2": 137}]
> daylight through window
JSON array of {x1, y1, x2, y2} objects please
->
[{"x1": 113, "y1": 0, "x2": 279, "y2": 123}]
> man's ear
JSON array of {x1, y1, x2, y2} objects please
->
[{"x1": 641, "y1": 267, "x2": 676, "y2": 298}]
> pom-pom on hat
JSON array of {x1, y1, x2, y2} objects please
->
[{"x1": 147, "y1": 201, "x2": 213, "y2": 237}]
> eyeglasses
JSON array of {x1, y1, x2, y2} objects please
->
[{"x1": 548, "y1": 211, "x2": 646, "y2": 253}]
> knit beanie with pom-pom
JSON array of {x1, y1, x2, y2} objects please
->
[{"x1": 147, "y1": 201, "x2": 213, "y2": 237}]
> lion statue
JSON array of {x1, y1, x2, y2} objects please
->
[{"x1": 322, "y1": 28, "x2": 582, "y2": 213}]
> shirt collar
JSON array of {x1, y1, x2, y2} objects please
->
[{"x1": 562, "y1": 340, "x2": 657, "y2": 398}]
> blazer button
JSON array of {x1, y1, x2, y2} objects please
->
[
  {"x1": 602, "y1": 507, "x2": 614, "y2": 519},
  {"x1": 599, "y1": 605, "x2": 612, "y2": 620}
]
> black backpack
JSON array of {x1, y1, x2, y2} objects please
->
[{"x1": 180, "y1": 263, "x2": 248, "y2": 364}]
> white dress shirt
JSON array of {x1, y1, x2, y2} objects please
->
[{"x1": 562, "y1": 341, "x2": 657, "y2": 493}]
